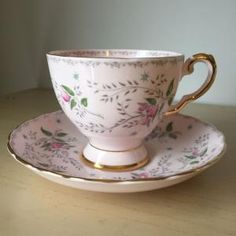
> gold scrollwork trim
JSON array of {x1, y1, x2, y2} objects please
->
[{"x1": 166, "y1": 53, "x2": 217, "y2": 115}]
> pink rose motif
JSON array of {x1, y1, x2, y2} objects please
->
[
  {"x1": 138, "y1": 103, "x2": 149, "y2": 112},
  {"x1": 138, "y1": 103, "x2": 159, "y2": 126},
  {"x1": 62, "y1": 92, "x2": 71, "y2": 102},
  {"x1": 192, "y1": 147, "x2": 199, "y2": 156},
  {"x1": 51, "y1": 142, "x2": 64, "y2": 149},
  {"x1": 138, "y1": 172, "x2": 149, "y2": 178},
  {"x1": 147, "y1": 105, "x2": 158, "y2": 117}
]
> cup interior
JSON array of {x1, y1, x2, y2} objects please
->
[{"x1": 48, "y1": 49, "x2": 182, "y2": 59}]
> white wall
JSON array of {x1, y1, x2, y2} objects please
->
[{"x1": 1, "y1": 0, "x2": 236, "y2": 105}]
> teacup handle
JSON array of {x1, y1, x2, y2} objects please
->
[{"x1": 166, "y1": 53, "x2": 217, "y2": 115}]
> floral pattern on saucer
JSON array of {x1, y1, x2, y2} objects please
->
[{"x1": 8, "y1": 111, "x2": 225, "y2": 181}]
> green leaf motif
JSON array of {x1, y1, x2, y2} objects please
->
[
  {"x1": 54, "y1": 138, "x2": 65, "y2": 142},
  {"x1": 146, "y1": 98, "x2": 157, "y2": 105},
  {"x1": 73, "y1": 73, "x2": 79, "y2": 80},
  {"x1": 166, "y1": 79, "x2": 174, "y2": 96},
  {"x1": 62, "y1": 85, "x2": 75, "y2": 96},
  {"x1": 41, "y1": 142, "x2": 51, "y2": 148},
  {"x1": 190, "y1": 161, "x2": 199, "y2": 164},
  {"x1": 141, "y1": 72, "x2": 149, "y2": 81},
  {"x1": 70, "y1": 99, "x2": 77, "y2": 109},
  {"x1": 56, "y1": 132, "x2": 67, "y2": 137},
  {"x1": 185, "y1": 155, "x2": 197, "y2": 159},
  {"x1": 41, "y1": 127, "x2": 53, "y2": 136},
  {"x1": 200, "y1": 148, "x2": 208, "y2": 157},
  {"x1": 166, "y1": 122, "x2": 173, "y2": 132},
  {"x1": 81, "y1": 98, "x2": 88, "y2": 107}
]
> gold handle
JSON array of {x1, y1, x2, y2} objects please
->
[{"x1": 166, "y1": 53, "x2": 217, "y2": 115}]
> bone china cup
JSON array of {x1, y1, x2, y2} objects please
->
[{"x1": 47, "y1": 49, "x2": 216, "y2": 171}]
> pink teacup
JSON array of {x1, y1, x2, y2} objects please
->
[{"x1": 47, "y1": 49, "x2": 216, "y2": 171}]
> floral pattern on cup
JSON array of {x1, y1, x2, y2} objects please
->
[
  {"x1": 54, "y1": 72, "x2": 175, "y2": 134},
  {"x1": 137, "y1": 102, "x2": 159, "y2": 126},
  {"x1": 61, "y1": 85, "x2": 87, "y2": 110},
  {"x1": 8, "y1": 111, "x2": 225, "y2": 181}
]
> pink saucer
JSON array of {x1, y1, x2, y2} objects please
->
[{"x1": 8, "y1": 111, "x2": 226, "y2": 192}]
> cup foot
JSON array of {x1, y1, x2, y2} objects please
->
[{"x1": 81, "y1": 143, "x2": 149, "y2": 172}]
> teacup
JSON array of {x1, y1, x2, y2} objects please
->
[{"x1": 47, "y1": 49, "x2": 216, "y2": 171}]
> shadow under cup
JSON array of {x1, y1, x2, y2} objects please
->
[{"x1": 47, "y1": 49, "x2": 216, "y2": 171}]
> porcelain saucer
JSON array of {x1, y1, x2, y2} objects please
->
[{"x1": 7, "y1": 111, "x2": 226, "y2": 193}]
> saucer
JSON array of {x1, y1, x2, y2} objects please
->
[{"x1": 7, "y1": 111, "x2": 226, "y2": 193}]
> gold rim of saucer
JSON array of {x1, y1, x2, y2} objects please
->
[{"x1": 80, "y1": 154, "x2": 150, "y2": 172}]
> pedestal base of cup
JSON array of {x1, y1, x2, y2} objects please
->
[{"x1": 81, "y1": 143, "x2": 149, "y2": 172}]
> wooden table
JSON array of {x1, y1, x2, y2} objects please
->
[{"x1": 0, "y1": 89, "x2": 235, "y2": 236}]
